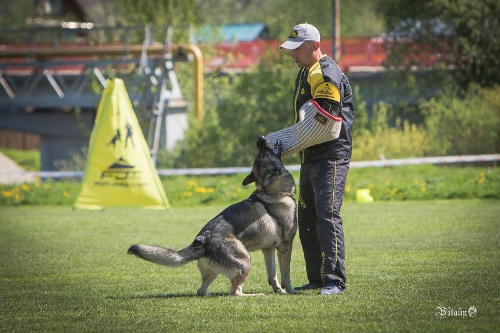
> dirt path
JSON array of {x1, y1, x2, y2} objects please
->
[{"x1": 0, "y1": 152, "x2": 35, "y2": 184}]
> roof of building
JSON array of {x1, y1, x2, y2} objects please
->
[{"x1": 197, "y1": 23, "x2": 269, "y2": 43}]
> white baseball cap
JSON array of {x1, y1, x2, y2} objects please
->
[{"x1": 280, "y1": 23, "x2": 321, "y2": 50}]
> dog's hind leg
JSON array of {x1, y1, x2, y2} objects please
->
[
  {"x1": 197, "y1": 258, "x2": 218, "y2": 296},
  {"x1": 229, "y1": 271, "x2": 264, "y2": 296},
  {"x1": 224, "y1": 245, "x2": 264, "y2": 296},
  {"x1": 262, "y1": 247, "x2": 286, "y2": 294}
]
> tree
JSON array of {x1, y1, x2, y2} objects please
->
[
  {"x1": 118, "y1": 0, "x2": 199, "y2": 30},
  {"x1": 0, "y1": 0, "x2": 40, "y2": 28},
  {"x1": 378, "y1": 0, "x2": 500, "y2": 87},
  {"x1": 194, "y1": 0, "x2": 386, "y2": 38}
]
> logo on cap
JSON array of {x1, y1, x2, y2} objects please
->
[{"x1": 289, "y1": 30, "x2": 298, "y2": 38}]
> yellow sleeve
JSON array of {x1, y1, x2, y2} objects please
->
[
  {"x1": 313, "y1": 82, "x2": 341, "y2": 102},
  {"x1": 308, "y1": 66, "x2": 341, "y2": 102}
]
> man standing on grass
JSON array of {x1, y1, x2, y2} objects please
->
[{"x1": 279, "y1": 23, "x2": 354, "y2": 295}]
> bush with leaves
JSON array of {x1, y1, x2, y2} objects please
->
[
  {"x1": 159, "y1": 53, "x2": 299, "y2": 168},
  {"x1": 421, "y1": 83, "x2": 500, "y2": 156}
]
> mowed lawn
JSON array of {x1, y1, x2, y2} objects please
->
[{"x1": 1, "y1": 200, "x2": 499, "y2": 332}]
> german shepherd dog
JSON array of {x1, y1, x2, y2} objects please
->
[{"x1": 128, "y1": 136, "x2": 297, "y2": 296}]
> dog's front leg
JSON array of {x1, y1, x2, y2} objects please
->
[
  {"x1": 277, "y1": 244, "x2": 298, "y2": 294},
  {"x1": 262, "y1": 247, "x2": 286, "y2": 294}
]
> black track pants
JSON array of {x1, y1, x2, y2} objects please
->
[{"x1": 298, "y1": 158, "x2": 349, "y2": 288}]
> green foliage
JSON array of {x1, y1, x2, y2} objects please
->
[
  {"x1": 0, "y1": 0, "x2": 32, "y2": 28},
  {"x1": 1, "y1": 0, "x2": 387, "y2": 39},
  {"x1": 1, "y1": 201, "x2": 499, "y2": 331},
  {"x1": 161, "y1": 53, "x2": 299, "y2": 168},
  {"x1": 421, "y1": 83, "x2": 500, "y2": 156},
  {"x1": 195, "y1": 0, "x2": 386, "y2": 38},
  {"x1": 118, "y1": 0, "x2": 198, "y2": 26},
  {"x1": 352, "y1": 122, "x2": 428, "y2": 161},
  {"x1": 53, "y1": 147, "x2": 88, "y2": 172},
  {"x1": 379, "y1": 0, "x2": 500, "y2": 87}
]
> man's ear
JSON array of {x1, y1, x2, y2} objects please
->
[{"x1": 242, "y1": 172, "x2": 256, "y2": 186}]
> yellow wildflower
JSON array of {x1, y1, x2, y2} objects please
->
[
  {"x1": 196, "y1": 187, "x2": 215, "y2": 194},
  {"x1": 2, "y1": 190, "x2": 13, "y2": 197}
]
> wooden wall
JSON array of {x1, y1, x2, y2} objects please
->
[{"x1": 0, "y1": 130, "x2": 40, "y2": 150}]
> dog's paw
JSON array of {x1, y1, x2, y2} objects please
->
[{"x1": 271, "y1": 286, "x2": 287, "y2": 294}]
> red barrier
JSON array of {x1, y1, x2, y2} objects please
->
[
  {"x1": 1, "y1": 38, "x2": 387, "y2": 71},
  {"x1": 201, "y1": 37, "x2": 388, "y2": 71}
]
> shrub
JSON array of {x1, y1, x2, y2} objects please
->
[{"x1": 421, "y1": 83, "x2": 500, "y2": 156}]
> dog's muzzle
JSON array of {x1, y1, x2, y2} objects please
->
[{"x1": 266, "y1": 100, "x2": 342, "y2": 157}]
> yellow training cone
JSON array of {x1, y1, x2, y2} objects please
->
[{"x1": 74, "y1": 78, "x2": 170, "y2": 210}]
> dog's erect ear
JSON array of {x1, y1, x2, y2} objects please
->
[
  {"x1": 273, "y1": 140, "x2": 282, "y2": 160},
  {"x1": 242, "y1": 172, "x2": 256, "y2": 186},
  {"x1": 257, "y1": 135, "x2": 269, "y2": 151},
  {"x1": 257, "y1": 135, "x2": 282, "y2": 160}
]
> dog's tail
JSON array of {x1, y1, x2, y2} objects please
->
[{"x1": 127, "y1": 236, "x2": 205, "y2": 267}]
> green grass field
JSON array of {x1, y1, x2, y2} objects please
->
[{"x1": 1, "y1": 200, "x2": 499, "y2": 332}]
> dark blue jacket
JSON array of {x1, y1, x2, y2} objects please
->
[{"x1": 293, "y1": 54, "x2": 354, "y2": 162}]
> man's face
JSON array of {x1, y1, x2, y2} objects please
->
[{"x1": 290, "y1": 41, "x2": 316, "y2": 68}]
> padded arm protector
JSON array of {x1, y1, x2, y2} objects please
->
[{"x1": 266, "y1": 99, "x2": 342, "y2": 157}]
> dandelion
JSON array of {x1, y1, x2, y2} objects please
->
[
  {"x1": 21, "y1": 184, "x2": 30, "y2": 191},
  {"x1": 196, "y1": 187, "x2": 215, "y2": 194},
  {"x1": 2, "y1": 190, "x2": 13, "y2": 197},
  {"x1": 35, "y1": 183, "x2": 40, "y2": 188},
  {"x1": 44, "y1": 184, "x2": 50, "y2": 189},
  {"x1": 413, "y1": 179, "x2": 419, "y2": 185},
  {"x1": 480, "y1": 172, "x2": 485, "y2": 177},
  {"x1": 385, "y1": 180, "x2": 390, "y2": 185},
  {"x1": 188, "y1": 180, "x2": 197, "y2": 187},
  {"x1": 478, "y1": 178, "x2": 485, "y2": 185},
  {"x1": 63, "y1": 191, "x2": 71, "y2": 198},
  {"x1": 183, "y1": 192, "x2": 193, "y2": 197},
  {"x1": 421, "y1": 187, "x2": 426, "y2": 193},
  {"x1": 345, "y1": 184, "x2": 351, "y2": 192},
  {"x1": 391, "y1": 188, "x2": 398, "y2": 195}
]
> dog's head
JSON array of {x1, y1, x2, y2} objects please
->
[{"x1": 242, "y1": 136, "x2": 289, "y2": 191}]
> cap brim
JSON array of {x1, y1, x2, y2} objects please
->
[{"x1": 280, "y1": 40, "x2": 304, "y2": 50}]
